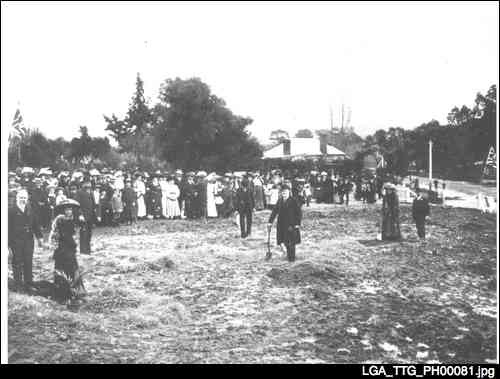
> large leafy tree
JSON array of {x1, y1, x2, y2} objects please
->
[
  {"x1": 69, "y1": 126, "x2": 111, "y2": 164},
  {"x1": 104, "y1": 73, "x2": 153, "y2": 164},
  {"x1": 269, "y1": 129, "x2": 290, "y2": 142},
  {"x1": 153, "y1": 77, "x2": 262, "y2": 171}
]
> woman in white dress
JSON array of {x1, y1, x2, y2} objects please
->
[
  {"x1": 165, "y1": 177, "x2": 181, "y2": 219},
  {"x1": 159, "y1": 174, "x2": 168, "y2": 218},
  {"x1": 206, "y1": 174, "x2": 218, "y2": 218},
  {"x1": 134, "y1": 175, "x2": 147, "y2": 219}
]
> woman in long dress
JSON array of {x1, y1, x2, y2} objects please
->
[
  {"x1": 206, "y1": 175, "x2": 218, "y2": 218},
  {"x1": 253, "y1": 174, "x2": 265, "y2": 210},
  {"x1": 159, "y1": 175, "x2": 168, "y2": 218},
  {"x1": 381, "y1": 183, "x2": 401, "y2": 241},
  {"x1": 165, "y1": 177, "x2": 181, "y2": 219},
  {"x1": 49, "y1": 199, "x2": 86, "y2": 303},
  {"x1": 134, "y1": 176, "x2": 147, "y2": 219}
]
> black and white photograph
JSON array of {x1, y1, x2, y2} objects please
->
[{"x1": 1, "y1": 1, "x2": 498, "y2": 366}]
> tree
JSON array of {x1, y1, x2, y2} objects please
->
[
  {"x1": 269, "y1": 129, "x2": 290, "y2": 142},
  {"x1": 104, "y1": 73, "x2": 153, "y2": 164},
  {"x1": 295, "y1": 129, "x2": 313, "y2": 138},
  {"x1": 153, "y1": 77, "x2": 262, "y2": 171},
  {"x1": 69, "y1": 126, "x2": 111, "y2": 164}
]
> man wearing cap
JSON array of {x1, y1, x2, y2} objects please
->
[
  {"x1": 267, "y1": 185, "x2": 302, "y2": 262},
  {"x1": 235, "y1": 178, "x2": 255, "y2": 238},
  {"x1": 75, "y1": 181, "x2": 96, "y2": 254},
  {"x1": 8, "y1": 189, "x2": 44, "y2": 291}
]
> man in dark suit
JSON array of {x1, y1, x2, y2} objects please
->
[
  {"x1": 412, "y1": 189, "x2": 430, "y2": 239},
  {"x1": 75, "y1": 181, "x2": 96, "y2": 254},
  {"x1": 235, "y1": 179, "x2": 254, "y2": 238},
  {"x1": 8, "y1": 189, "x2": 44, "y2": 290},
  {"x1": 268, "y1": 185, "x2": 302, "y2": 262}
]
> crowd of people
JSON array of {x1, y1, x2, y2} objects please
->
[{"x1": 8, "y1": 165, "x2": 431, "y2": 304}]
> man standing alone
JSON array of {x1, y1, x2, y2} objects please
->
[
  {"x1": 8, "y1": 189, "x2": 44, "y2": 291},
  {"x1": 412, "y1": 189, "x2": 430, "y2": 240},
  {"x1": 235, "y1": 179, "x2": 254, "y2": 238},
  {"x1": 268, "y1": 185, "x2": 302, "y2": 262}
]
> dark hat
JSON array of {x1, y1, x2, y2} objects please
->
[{"x1": 281, "y1": 184, "x2": 291, "y2": 191}]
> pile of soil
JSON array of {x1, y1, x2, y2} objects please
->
[{"x1": 267, "y1": 261, "x2": 354, "y2": 289}]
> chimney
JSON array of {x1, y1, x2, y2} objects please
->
[
  {"x1": 319, "y1": 134, "x2": 327, "y2": 155},
  {"x1": 283, "y1": 139, "x2": 291, "y2": 156}
]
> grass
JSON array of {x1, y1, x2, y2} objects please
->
[{"x1": 8, "y1": 202, "x2": 497, "y2": 363}]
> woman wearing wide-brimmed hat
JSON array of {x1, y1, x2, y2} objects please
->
[
  {"x1": 49, "y1": 198, "x2": 86, "y2": 303},
  {"x1": 381, "y1": 183, "x2": 401, "y2": 241}
]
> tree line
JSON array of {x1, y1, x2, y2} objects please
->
[
  {"x1": 8, "y1": 79, "x2": 496, "y2": 180},
  {"x1": 8, "y1": 75, "x2": 263, "y2": 172},
  {"x1": 357, "y1": 84, "x2": 496, "y2": 180}
]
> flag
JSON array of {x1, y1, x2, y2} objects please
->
[
  {"x1": 9, "y1": 108, "x2": 28, "y2": 141},
  {"x1": 484, "y1": 146, "x2": 496, "y2": 168},
  {"x1": 375, "y1": 151, "x2": 386, "y2": 168}
]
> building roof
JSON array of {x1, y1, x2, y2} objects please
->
[{"x1": 263, "y1": 137, "x2": 347, "y2": 159}]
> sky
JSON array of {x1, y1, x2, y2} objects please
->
[{"x1": 1, "y1": 1, "x2": 498, "y2": 144}]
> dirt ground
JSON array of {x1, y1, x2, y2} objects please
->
[{"x1": 8, "y1": 202, "x2": 498, "y2": 363}]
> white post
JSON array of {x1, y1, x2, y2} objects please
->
[{"x1": 429, "y1": 139, "x2": 433, "y2": 189}]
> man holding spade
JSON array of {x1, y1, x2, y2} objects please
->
[{"x1": 267, "y1": 185, "x2": 302, "y2": 262}]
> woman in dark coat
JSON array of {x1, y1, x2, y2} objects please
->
[
  {"x1": 381, "y1": 183, "x2": 401, "y2": 241},
  {"x1": 49, "y1": 199, "x2": 86, "y2": 303},
  {"x1": 267, "y1": 185, "x2": 302, "y2": 262}
]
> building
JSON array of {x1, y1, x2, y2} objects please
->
[{"x1": 263, "y1": 137, "x2": 348, "y2": 163}]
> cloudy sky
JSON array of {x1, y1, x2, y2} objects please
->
[{"x1": 1, "y1": 1, "x2": 498, "y2": 143}]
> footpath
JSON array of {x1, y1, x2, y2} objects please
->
[{"x1": 414, "y1": 176, "x2": 497, "y2": 213}]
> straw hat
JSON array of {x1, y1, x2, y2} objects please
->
[{"x1": 55, "y1": 198, "x2": 80, "y2": 213}]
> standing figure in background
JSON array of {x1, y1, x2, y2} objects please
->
[
  {"x1": 165, "y1": 176, "x2": 181, "y2": 219},
  {"x1": 149, "y1": 176, "x2": 163, "y2": 219},
  {"x1": 30, "y1": 177, "x2": 49, "y2": 230},
  {"x1": 46, "y1": 184, "x2": 57, "y2": 228},
  {"x1": 381, "y1": 183, "x2": 401, "y2": 241},
  {"x1": 206, "y1": 174, "x2": 218, "y2": 218},
  {"x1": 75, "y1": 182, "x2": 96, "y2": 254},
  {"x1": 195, "y1": 172, "x2": 208, "y2": 219},
  {"x1": 134, "y1": 174, "x2": 147, "y2": 220},
  {"x1": 122, "y1": 178, "x2": 138, "y2": 225},
  {"x1": 412, "y1": 188, "x2": 430, "y2": 240},
  {"x1": 183, "y1": 173, "x2": 197, "y2": 219},
  {"x1": 235, "y1": 179, "x2": 254, "y2": 238},
  {"x1": 159, "y1": 174, "x2": 169, "y2": 219},
  {"x1": 252, "y1": 173, "x2": 265, "y2": 211},
  {"x1": 111, "y1": 188, "x2": 123, "y2": 226}
]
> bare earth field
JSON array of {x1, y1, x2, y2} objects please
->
[{"x1": 8, "y1": 203, "x2": 498, "y2": 364}]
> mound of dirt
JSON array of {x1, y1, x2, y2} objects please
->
[
  {"x1": 267, "y1": 261, "x2": 353, "y2": 288},
  {"x1": 147, "y1": 257, "x2": 175, "y2": 271}
]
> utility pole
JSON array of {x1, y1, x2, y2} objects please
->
[
  {"x1": 341, "y1": 104, "x2": 344, "y2": 132},
  {"x1": 329, "y1": 106, "x2": 334, "y2": 132},
  {"x1": 429, "y1": 139, "x2": 433, "y2": 190}
]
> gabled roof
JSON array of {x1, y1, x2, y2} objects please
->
[{"x1": 263, "y1": 137, "x2": 347, "y2": 159}]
